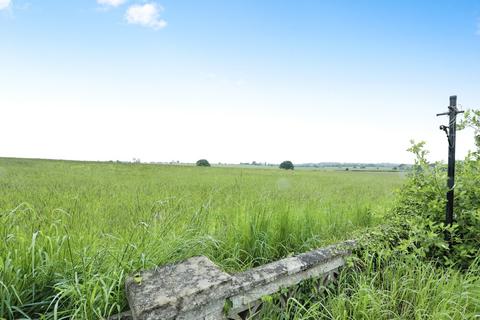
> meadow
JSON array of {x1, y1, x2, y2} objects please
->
[{"x1": 0, "y1": 157, "x2": 403, "y2": 319}]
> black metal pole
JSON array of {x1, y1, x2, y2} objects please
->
[
  {"x1": 445, "y1": 95, "x2": 457, "y2": 227},
  {"x1": 436, "y1": 96, "x2": 464, "y2": 244}
]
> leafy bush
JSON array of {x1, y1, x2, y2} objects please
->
[
  {"x1": 355, "y1": 112, "x2": 480, "y2": 269},
  {"x1": 196, "y1": 159, "x2": 211, "y2": 167},
  {"x1": 279, "y1": 161, "x2": 294, "y2": 170}
]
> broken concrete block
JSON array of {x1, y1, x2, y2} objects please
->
[
  {"x1": 125, "y1": 256, "x2": 233, "y2": 320},
  {"x1": 121, "y1": 241, "x2": 356, "y2": 320}
]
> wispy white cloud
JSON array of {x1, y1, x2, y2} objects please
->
[
  {"x1": 125, "y1": 3, "x2": 167, "y2": 30},
  {"x1": 97, "y1": 0, "x2": 126, "y2": 7},
  {"x1": 0, "y1": 0, "x2": 11, "y2": 10}
]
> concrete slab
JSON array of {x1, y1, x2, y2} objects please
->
[{"x1": 125, "y1": 256, "x2": 233, "y2": 320}]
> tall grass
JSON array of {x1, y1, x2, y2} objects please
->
[
  {"x1": 259, "y1": 255, "x2": 480, "y2": 319},
  {"x1": 0, "y1": 158, "x2": 403, "y2": 319}
]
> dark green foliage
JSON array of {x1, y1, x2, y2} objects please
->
[
  {"x1": 196, "y1": 159, "x2": 211, "y2": 167},
  {"x1": 279, "y1": 161, "x2": 294, "y2": 170},
  {"x1": 356, "y1": 137, "x2": 480, "y2": 270}
]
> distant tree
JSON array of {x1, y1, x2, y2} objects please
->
[
  {"x1": 196, "y1": 159, "x2": 211, "y2": 167},
  {"x1": 345, "y1": 168, "x2": 349, "y2": 171},
  {"x1": 279, "y1": 160, "x2": 294, "y2": 170}
]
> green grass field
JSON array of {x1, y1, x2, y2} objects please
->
[{"x1": 0, "y1": 158, "x2": 404, "y2": 319}]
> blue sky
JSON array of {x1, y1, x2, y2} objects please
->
[{"x1": 1, "y1": 0, "x2": 480, "y2": 164}]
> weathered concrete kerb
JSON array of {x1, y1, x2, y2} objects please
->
[{"x1": 115, "y1": 240, "x2": 355, "y2": 320}]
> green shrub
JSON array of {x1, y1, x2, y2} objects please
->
[
  {"x1": 355, "y1": 136, "x2": 480, "y2": 269},
  {"x1": 196, "y1": 159, "x2": 211, "y2": 167},
  {"x1": 279, "y1": 161, "x2": 294, "y2": 170}
]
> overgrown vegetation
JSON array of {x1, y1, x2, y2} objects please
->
[
  {"x1": 261, "y1": 110, "x2": 480, "y2": 319},
  {"x1": 0, "y1": 160, "x2": 401, "y2": 319},
  {"x1": 2, "y1": 111, "x2": 479, "y2": 319},
  {"x1": 260, "y1": 254, "x2": 480, "y2": 319},
  {"x1": 354, "y1": 109, "x2": 480, "y2": 270}
]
